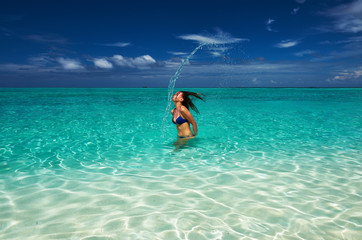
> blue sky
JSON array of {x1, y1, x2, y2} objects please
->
[{"x1": 1, "y1": 0, "x2": 362, "y2": 87}]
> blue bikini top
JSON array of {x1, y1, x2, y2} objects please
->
[{"x1": 172, "y1": 108, "x2": 188, "y2": 125}]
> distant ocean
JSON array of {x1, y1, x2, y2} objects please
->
[{"x1": 0, "y1": 88, "x2": 361, "y2": 239}]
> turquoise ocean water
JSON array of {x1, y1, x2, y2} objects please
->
[{"x1": 0, "y1": 88, "x2": 361, "y2": 239}]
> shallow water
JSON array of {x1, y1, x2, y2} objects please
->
[{"x1": 0, "y1": 88, "x2": 361, "y2": 239}]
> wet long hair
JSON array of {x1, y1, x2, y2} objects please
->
[{"x1": 180, "y1": 91, "x2": 205, "y2": 114}]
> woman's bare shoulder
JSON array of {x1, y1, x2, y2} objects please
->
[{"x1": 180, "y1": 105, "x2": 190, "y2": 113}]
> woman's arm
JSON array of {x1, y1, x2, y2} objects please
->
[{"x1": 181, "y1": 106, "x2": 197, "y2": 135}]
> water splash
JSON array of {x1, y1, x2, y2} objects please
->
[{"x1": 161, "y1": 43, "x2": 207, "y2": 137}]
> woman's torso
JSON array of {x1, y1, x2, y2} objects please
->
[{"x1": 172, "y1": 107, "x2": 193, "y2": 137}]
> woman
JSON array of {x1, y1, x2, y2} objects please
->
[{"x1": 171, "y1": 91, "x2": 205, "y2": 138}]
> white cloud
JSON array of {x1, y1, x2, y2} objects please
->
[
  {"x1": 111, "y1": 54, "x2": 156, "y2": 68},
  {"x1": 163, "y1": 60, "x2": 182, "y2": 68},
  {"x1": 296, "y1": 0, "x2": 306, "y2": 4},
  {"x1": 291, "y1": 7, "x2": 300, "y2": 15},
  {"x1": 211, "y1": 51, "x2": 222, "y2": 57},
  {"x1": 275, "y1": 40, "x2": 299, "y2": 48},
  {"x1": 294, "y1": 50, "x2": 314, "y2": 56},
  {"x1": 266, "y1": 18, "x2": 276, "y2": 31},
  {"x1": 207, "y1": 45, "x2": 232, "y2": 58},
  {"x1": 57, "y1": 57, "x2": 84, "y2": 70},
  {"x1": 93, "y1": 58, "x2": 113, "y2": 69},
  {"x1": 266, "y1": 19, "x2": 274, "y2": 24},
  {"x1": 321, "y1": 0, "x2": 362, "y2": 33},
  {"x1": 133, "y1": 55, "x2": 156, "y2": 65},
  {"x1": 102, "y1": 42, "x2": 130, "y2": 47},
  {"x1": 328, "y1": 67, "x2": 362, "y2": 82},
  {"x1": 178, "y1": 29, "x2": 247, "y2": 45},
  {"x1": 112, "y1": 55, "x2": 132, "y2": 68},
  {"x1": 168, "y1": 51, "x2": 188, "y2": 56}
]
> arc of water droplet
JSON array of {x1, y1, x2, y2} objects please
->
[{"x1": 161, "y1": 42, "x2": 208, "y2": 137}]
